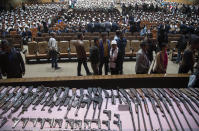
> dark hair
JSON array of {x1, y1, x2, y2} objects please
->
[
  {"x1": 1, "y1": 40, "x2": 12, "y2": 47},
  {"x1": 140, "y1": 41, "x2": 147, "y2": 48},
  {"x1": 77, "y1": 32, "x2": 83, "y2": 39},
  {"x1": 160, "y1": 42, "x2": 167, "y2": 49},
  {"x1": 190, "y1": 34, "x2": 199, "y2": 46},
  {"x1": 116, "y1": 30, "x2": 121, "y2": 36},
  {"x1": 94, "y1": 38, "x2": 99, "y2": 44}
]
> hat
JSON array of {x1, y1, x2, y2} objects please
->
[{"x1": 111, "y1": 40, "x2": 117, "y2": 45}]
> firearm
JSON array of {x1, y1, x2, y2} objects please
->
[
  {"x1": 0, "y1": 91, "x2": 14, "y2": 108},
  {"x1": 29, "y1": 118, "x2": 37, "y2": 127},
  {"x1": 111, "y1": 89, "x2": 116, "y2": 105},
  {"x1": 119, "y1": 88, "x2": 136, "y2": 131},
  {"x1": 103, "y1": 89, "x2": 109, "y2": 109},
  {"x1": 7, "y1": 87, "x2": 33, "y2": 118},
  {"x1": 92, "y1": 119, "x2": 101, "y2": 129},
  {"x1": 0, "y1": 117, "x2": 7, "y2": 128},
  {"x1": 92, "y1": 88, "x2": 100, "y2": 119},
  {"x1": 165, "y1": 89, "x2": 192, "y2": 131},
  {"x1": 18, "y1": 89, "x2": 38, "y2": 116},
  {"x1": 37, "y1": 118, "x2": 45, "y2": 129},
  {"x1": 84, "y1": 119, "x2": 91, "y2": 129},
  {"x1": 74, "y1": 88, "x2": 84, "y2": 116},
  {"x1": 32, "y1": 86, "x2": 48, "y2": 110},
  {"x1": 103, "y1": 110, "x2": 111, "y2": 121},
  {"x1": 64, "y1": 88, "x2": 77, "y2": 118},
  {"x1": 41, "y1": 88, "x2": 56, "y2": 111},
  {"x1": 53, "y1": 119, "x2": 63, "y2": 128},
  {"x1": 170, "y1": 89, "x2": 199, "y2": 127},
  {"x1": 130, "y1": 88, "x2": 147, "y2": 131},
  {"x1": 175, "y1": 89, "x2": 199, "y2": 115},
  {"x1": 97, "y1": 87, "x2": 103, "y2": 119},
  {"x1": 84, "y1": 88, "x2": 92, "y2": 119},
  {"x1": 75, "y1": 120, "x2": 82, "y2": 130},
  {"x1": 102, "y1": 120, "x2": 110, "y2": 130},
  {"x1": 0, "y1": 86, "x2": 5, "y2": 93},
  {"x1": 21, "y1": 117, "x2": 29, "y2": 129},
  {"x1": 65, "y1": 119, "x2": 74, "y2": 129},
  {"x1": 116, "y1": 88, "x2": 122, "y2": 104},
  {"x1": 12, "y1": 117, "x2": 20, "y2": 129},
  {"x1": 152, "y1": 89, "x2": 174, "y2": 131},
  {"x1": 182, "y1": 88, "x2": 199, "y2": 101},
  {"x1": 57, "y1": 87, "x2": 70, "y2": 111},
  {"x1": 0, "y1": 86, "x2": 12, "y2": 100},
  {"x1": 142, "y1": 88, "x2": 163, "y2": 131},
  {"x1": 190, "y1": 88, "x2": 199, "y2": 96},
  {"x1": 45, "y1": 118, "x2": 54, "y2": 128},
  {"x1": 180, "y1": 89, "x2": 199, "y2": 108},
  {"x1": 113, "y1": 113, "x2": 122, "y2": 131}
]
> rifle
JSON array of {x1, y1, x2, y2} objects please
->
[
  {"x1": 182, "y1": 88, "x2": 199, "y2": 101},
  {"x1": 0, "y1": 117, "x2": 7, "y2": 128},
  {"x1": 165, "y1": 89, "x2": 192, "y2": 131},
  {"x1": 74, "y1": 88, "x2": 84, "y2": 116},
  {"x1": 130, "y1": 88, "x2": 147, "y2": 131},
  {"x1": 37, "y1": 118, "x2": 45, "y2": 129},
  {"x1": 0, "y1": 86, "x2": 5, "y2": 93},
  {"x1": 180, "y1": 88, "x2": 199, "y2": 108},
  {"x1": 57, "y1": 87, "x2": 70, "y2": 111},
  {"x1": 84, "y1": 119, "x2": 91, "y2": 129},
  {"x1": 170, "y1": 89, "x2": 199, "y2": 127},
  {"x1": 45, "y1": 118, "x2": 54, "y2": 128},
  {"x1": 103, "y1": 89, "x2": 109, "y2": 109},
  {"x1": 97, "y1": 87, "x2": 103, "y2": 119},
  {"x1": 84, "y1": 88, "x2": 92, "y2": 119},
  {"x1": 111, "y1": 89, "x2": 116, "y2": 105},
  {"x1": 126, "y1": 89, "x2": 140, "y2": 131},
  {"x1": 102, "y1": 120, "x2": 110, "y2": 130},
  {"x1": 92, "y1": 88, "x2": 99, "y2": 119},
  {"x1": 175, "y1": 88, "x2": 199, "y2": 115},
  {"x1": 12, "y1": 117, "x2": 20, "y2": 129},
  {"x1": 119, "y1": 88, "x2": 136, "y2": 131},
  {"x1": 92, "y1": 119, "x2": 101, "y2": 129},
  {"x1": 103, "y1": 110, "x2": 111, "y2": 121},
  {"x1": 116, "y1": 88, "x2": 122, "y2": 104},
  {"x1": 152, "y1": 89, "x2": 174, "y2": 131},
  {"x1": 142, "y1": 88, "x2": 163, "y2": 131},
  {"x1": 136, "y1": 89, "x2": 153, "y2": 131},
  {"x1": 32, "y1": 86, "x2": 48, "y2": 110},
  {"x1": 21, "y1": 117, "x2": 29, "y2": 129},
  {"x1": 53, "y1": 118, "x2": 63, "y2": 128},
  {"x1": 0, "y1": 86, "x2": 12, "y2": 100},
  {"x1": 29, "y1": 118, "x2": 37, "y2": 127},
  {"x1": 64, "y1": 88, "x2": 77, "y2": 118},
  {"x1": 41, "y1": 88, "x2": 56, "y2": 111}
]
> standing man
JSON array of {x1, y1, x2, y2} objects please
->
[
  {"x1": 135, "y1": 42, "x2": 150, "y2": 74},
  {"x1": 116, "y1": 31, "x2": 127, "y2": 74},
  {"x1": 1, "y1": 40, "x2": 25, "y2": 78},
  {"x1": 99, "y1": 32, "x2": 111, "y2": 75},
  {"x1": 75, "y1": 33, "x2": 91, "y2": 76},
  {"x1": 90, "y1": 38, "x2": 100, "y2": 75},
  {"x1": 48, "y1": 32, "x2": 60, "y2": 70}
]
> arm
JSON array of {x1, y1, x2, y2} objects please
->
[{"x1": 17, "y1": 52, "x2": 25, "y2": 74}]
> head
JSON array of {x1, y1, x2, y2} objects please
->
[
  {"x1": 101, "y1": 32, "x2": 107, "y2": 42},
  {"x1": 116, "y1": 30, "x2": 121, "y2": 37},
  {"x1": 50, "y1": 32, "x2": 56, "y2": 38},
  {"x1": 111, "y1": 40, "x2": 117, "y2": 49},
  {"x1": 190, "y1": 34, "x2": 199, "y2": 50},
  {"x1": 160, "y1": 43, "x2": 167, "y2": 52},
  {"x1": 1, "y1": 40, "x2": 12, "y2": 53},
  {"x1": 140, "y1": 41, "x2": 148, "y2": 52},
  {"x1": 94, "y1": 38, "x2": 99, "y2": 46},
  {"x1": 77, "y1": 32, "x2": 84, "y2": 40}
]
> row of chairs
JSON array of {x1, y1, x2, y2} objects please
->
[{"x1": 25, "y1": 40, "x2": 143, "y2": 63}]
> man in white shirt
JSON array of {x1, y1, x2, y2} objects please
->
[{"x1": 48, "y1": 32, "x2": 60, "y2": 70}]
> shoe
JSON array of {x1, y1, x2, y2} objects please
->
[
  {"x1": 55, "y1": 67, "x2": 61, "y2": 70},
  {"x1": 87, "y1": 72, "x2": 92, "y2": 76},
  {"x1": 78, "y1": 74, "x2": 83, "y2": 76}
]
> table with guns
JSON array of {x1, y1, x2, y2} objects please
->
[{"x1": 0, "y1": 86, "x2": 198, "y2": 131}]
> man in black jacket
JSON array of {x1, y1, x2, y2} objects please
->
[{"x1": 1, "y1": 40, "x2": 25, "y2": 78}]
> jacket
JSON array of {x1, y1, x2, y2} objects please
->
[
  {"x1": 135, "y1": 49, "x2": 150, "y2": 74},
  {"x1": 90, "y1": 45, "x2": 100, "y2": 64},
  {"x1": 1, "y1": 48, "x2": 25, "y2": 77},
  {"x1": 99, "y1": 40, "x2": 111, "y2": 60},
  {"x1": 75, "y1": 40, "x2": 87, "y2": 60}
]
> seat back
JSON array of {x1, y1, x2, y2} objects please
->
[
  {"x1": 58, "y1": 41, "x2": 69, "y2": 53},
  {"x1": 126, "y1": 40, "x2": 132, "y2": 52},
  {"x1": 70, "y1": 40, "x2": 77, "y2": 53},
  {"x1": 131, "y1": 40, "x2": 140, "y2": 52},
  {"x1": 38, "y1": 41, "x2": 48, "y2": 54},
  {"x1": 28, "y1": 41, "x2": 37, "y2": 55}
]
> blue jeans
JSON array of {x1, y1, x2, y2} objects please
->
[
  {"x1": 50, "y1": 50, "x2": 58, "y2": 68},
  {"x1": 176, "y1": 49, "x2": 182, "y2": 63}
]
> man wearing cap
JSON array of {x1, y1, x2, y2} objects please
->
[
  {"x1": 109, "y1": 40, "x2": 119, "y2": 75},
  {"x1": 135, "y1": 41, "x2": 150, "y2": 74},
  {"x1": 48, "y1": 32, "x2": 60, "y2": 70}
]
